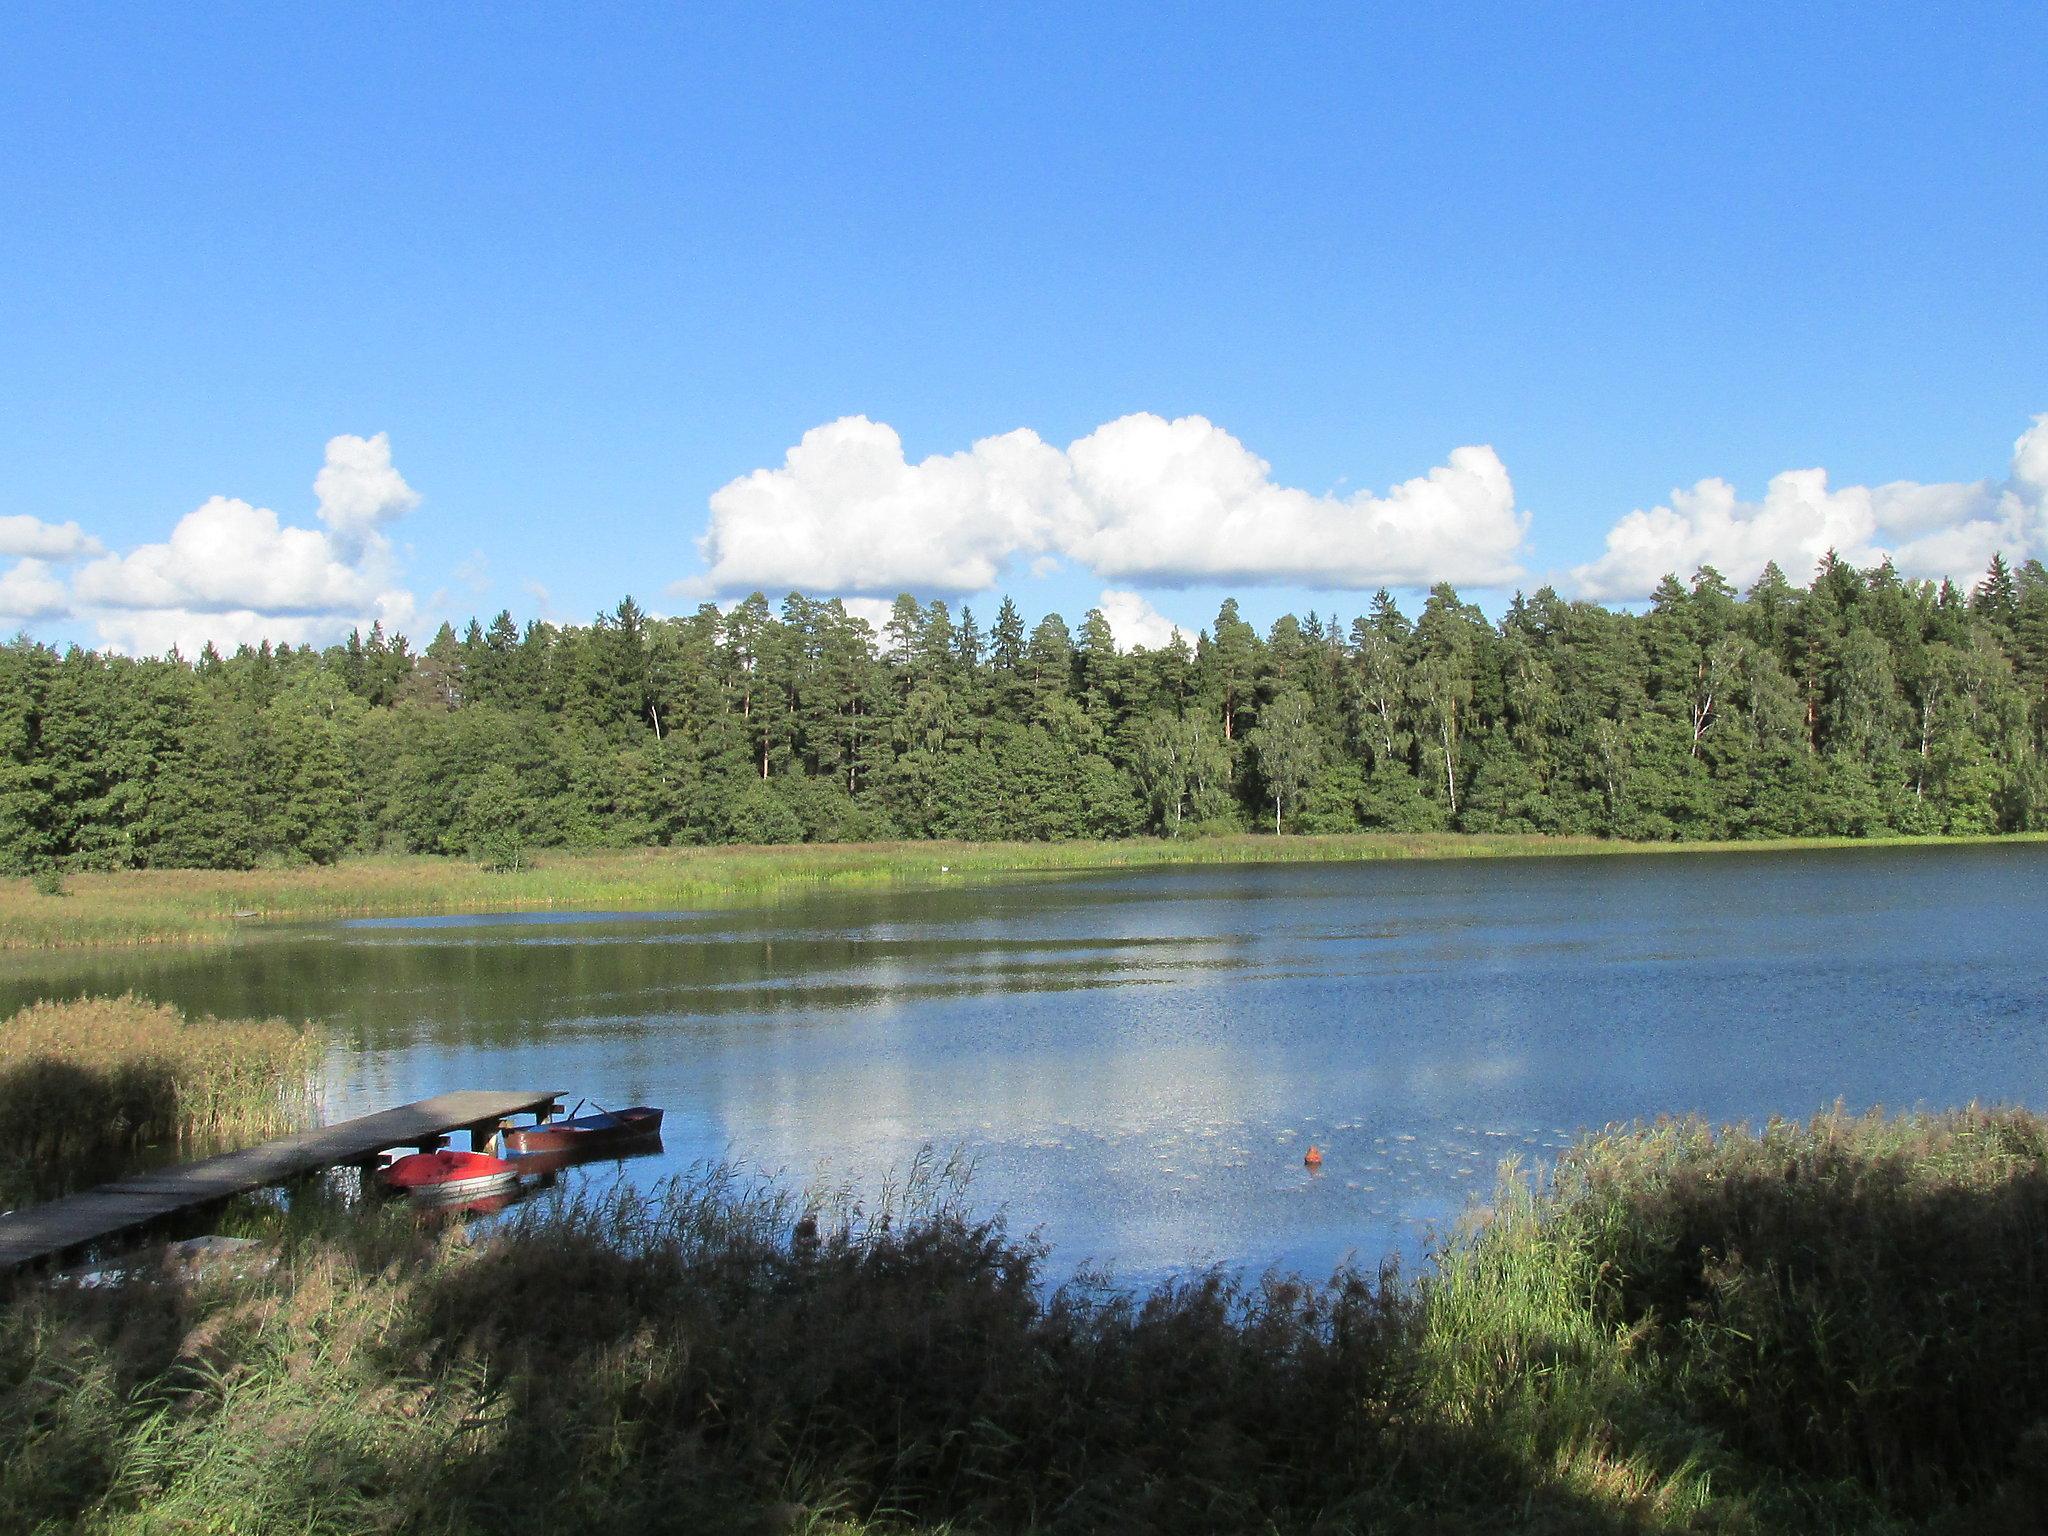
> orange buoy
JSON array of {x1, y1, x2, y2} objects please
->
[{"x1": 1303, "y1": 1145, "x2": 1323, "y2": 1168}]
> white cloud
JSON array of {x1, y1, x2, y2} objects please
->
[
  {"x1": 1062, "y1": 415, "x2": 1525, "y2": 588},
  {"x1": 69, "y1": 433, "x2": 421, "y2": 655},
  {"x1": 1095, "y1": 588, "x2": 1185, "y2": 651},
  {"x1": 90, "y1": 596, "x2": 418, "y2": 659},
  {"x1": 1572, "y1": 415, "x2": 2048, "y2": 599},
  {"x1": 0, "y1": 559, "x2": 70, "y2": 622},
  {"x1": 699, "y1": 417, "x2": 1080, "y2": 594},
  {"x1": 312, "y1": 431, "x2": 420, "y2": 553},
  {"x1": 693, "y1": 412, "x2": 1528, "y2": 598},
  {"x1": 76, "y1": 496, "x2": 399, "y2": 615},
  {"x1": 0, "y1": 515, "x2": 103, "y2": 562},
  {"x1": 838, "y1": 596, "x2": 898, "y2": 632}
]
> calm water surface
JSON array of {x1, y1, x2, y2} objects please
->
[{"x1": 7, "y1": 845, "x2": 2045, "y2": 1279}]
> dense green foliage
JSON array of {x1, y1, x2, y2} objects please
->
[
  {"x1": 7, "y1": 1109, "x2": 2048, "y2": 1533},
  {"x1": 6, "y1": 553, "x2": 2048, "y2": 871}
]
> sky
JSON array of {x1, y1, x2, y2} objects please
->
[{"x1": 2, "y1": 4, "x2": 2045, "y2": 656}]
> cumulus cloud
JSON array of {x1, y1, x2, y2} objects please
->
[
  {"x1": 1095, "y1": 588, "x2": 1186, "y2": 651},
  {"x1": 0, "y1": 514, "x2": 103, "y2": 562},
  {"x1": 1062, "y1": 415, "x2": 1524, "y2": 587},
  {"x1": 312, "y1": 431, "x2": 420, "y2": 553},
  {"x1": 1572, "y1": 415, "x2": 2048, "y2": 600},
  {"x1": 694, "y1": 412, "x2": 1528, "y2": 598},
  {"x1": 0, "y1": 559, "x2": 70, "y2": 622},
  {"x1": 70, "y1": 433, "x2": 420, "y2": 655},
  {"x1": 837, "y1": 596, "x2": 899, "y2": 632},
  {"x1": 700, "y1": 417, "x2": 1079, "y2": 594},
  {"x1": 76, "y1": 496, "x2": 400, "y2": 615},
  {"x1": 89, "y1": 596, "x2": 419, "y2": 660}
]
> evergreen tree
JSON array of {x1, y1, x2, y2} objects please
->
[
  {"x1": 8, "y1": 558, "x2": 2048, "y2": 866},
  {"x1": 148, "y1": 694, "x2": 257, "y2": 868}
]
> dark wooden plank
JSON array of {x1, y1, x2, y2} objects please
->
[
  {"x1": 0, "y1": 1089, "x2": 562, "y2": 1271},
  {"x1": 0, "y1": 1192, "x2": 182, "y2": 1268}
]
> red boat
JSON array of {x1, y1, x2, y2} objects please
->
[
  {"x1": 381, "y1": 1148, "x2": 522, "y2": 1202},
  {"x1": 499, "y1": 1105, "x2": 664, "y2": 1158}
]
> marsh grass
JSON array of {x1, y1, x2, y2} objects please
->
[
  {"x1": 0, "y1": 995, "x2": 318, "y2": 1202},
  {"x1": 6, "y1": 1109, "x2": 2048, "y2": 1531},
  {"x1": 4, "y1": 829, "x2": 2038, "y2": 951},
  {"x1": 1422, "y1": 1107, "x2": 2048, "y2": 1529},
  {"x1": 0, "y1": 1164, "x2": 1430, "y2": 1536},
  {"x1": 1519, "y1": 1107, "x2": 2048, "y2": 1505}
]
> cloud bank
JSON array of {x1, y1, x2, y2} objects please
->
[
  {"x1": 1572, "y1": 415, "x2": 2048, "y2": 599},
  {"x1": 0, "y1": 559, "x2": 69, "y2": 622},
  {"x1": 11, "y1": 411, "x2": 2048, "y2": 651},
  {"x1": 700, "y1": 411, "x2": 2048, "y2": 612},
  {"x1": 3, "y1": 433, "x2": 421, "y2": 654},
  {"x1": 696, "y1": 413, "x2": 1529, "y2": 600}
]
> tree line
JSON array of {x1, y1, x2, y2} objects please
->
[{"x1": 3, "y1": 553, "x2": 2047, "y2": 872}]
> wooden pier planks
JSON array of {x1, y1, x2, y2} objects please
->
[{"x1": 0, "y1": 1089, "x2": 562, "y2": 1272}]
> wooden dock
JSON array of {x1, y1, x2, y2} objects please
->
[{"x1": 0, "y1": 1089, "x2": 562, "y2": 1272}]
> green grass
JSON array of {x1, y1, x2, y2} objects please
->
[
  {"x1": 7, "y1": 1107, "x2": 2048, "y2": 1532},
  {"x1": 6, "y1": 828, "x2": 2041, "y2": 950},
  {"x1": 0, "y1": 995, "x2": 319, "y2": 1204}
]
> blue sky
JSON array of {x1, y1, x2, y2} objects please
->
[{"x1": 2, "y1": 4, "x2": 2045, "y2": 654}]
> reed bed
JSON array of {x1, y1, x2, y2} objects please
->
[
  {"x1": 7, "y1": 829, "x2": 2038, "y2": 951},
  {"x1": 1422, "y1": 1106, "x2": 2048, "y2": 1530},
  {"x1": 6, "y1": 1108, "x2": 2048, "y2": 1532},
  {"x1": 0, "y1": 995, "x2": 318, "y2": 1201}
]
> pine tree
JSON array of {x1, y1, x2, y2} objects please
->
[{"x1": 1972, "y1": 553, "x2": 2020, "y2": 629}]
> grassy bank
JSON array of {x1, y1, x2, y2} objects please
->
[
  {"x1": 5, "y1": 1107, "x2": 2047, "y2": 1532},
  {"x1": 0, "y1": 996, "x2": 318, "y2": 1205},
  {"x1": 6, "y1": 829, "x2": 2042, "y2": 950}
]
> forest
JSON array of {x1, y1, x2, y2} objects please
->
[{"x1": 3, "y1": 553, "x2": 2046, "y2": 873}]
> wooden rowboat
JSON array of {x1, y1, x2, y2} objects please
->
[{"x1": 500, "y1": 1105, "x2": 663, "y2": 1158}]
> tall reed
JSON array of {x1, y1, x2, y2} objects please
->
[
  {"x1": 0, "y1": 994, "x2": 318, "y2": 1200},
  {"x1": 1425, "y1": 1106, "x2": 2048, "y2": 1521}
]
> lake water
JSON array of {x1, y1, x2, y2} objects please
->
[{"x1": 7, "y1": 844, "x2": 2046, "y2": 1280}]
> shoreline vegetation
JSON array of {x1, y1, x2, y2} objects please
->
[
  {"x1": 2, "y1": 828, "x2": 2044, "y2": 950},
  {"x1": 0, "y1": 996, "x2": 318, "y2": 1206},
  {"x1": 2, "y1": 1070, "x2": 2045, "y2": 1532},
  {"x1": 8, "y1": 563, "x2": 2048, "y2": 894}
]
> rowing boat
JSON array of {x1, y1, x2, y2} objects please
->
[
  {"x1": 381, "y1": 1148, "x2": 522, "y2": 1201},
  {"x1": 500, "y1": 1105, "x2": 664, "y2": 1158}
]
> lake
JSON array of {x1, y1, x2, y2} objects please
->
[{"x1": 7, "y1": 843, "x2": 2045, "y2": 1280}]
